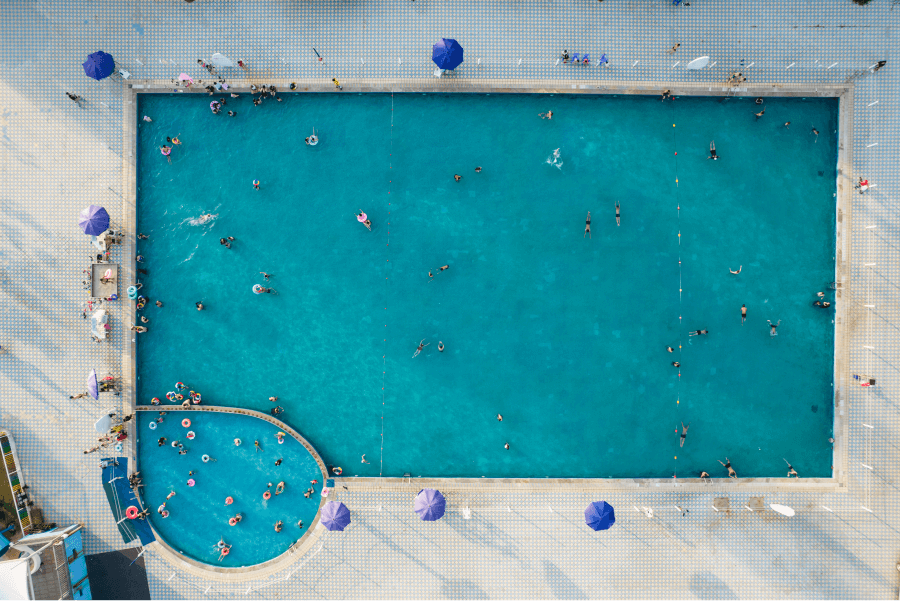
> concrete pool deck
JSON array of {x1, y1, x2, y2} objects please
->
[{"x1": 0, "y1": 0, "x2": 896, "y2": 597}]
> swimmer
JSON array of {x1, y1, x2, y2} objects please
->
[
  {"x1": 672, "y1": 361, "x2": 680, "y2": 368},
  {"x1": 661, "y1": 90, "x2": 671, "y2": 101},
  {"x1": 784, "y1": 122, "x2": 791, "y2": 129},
  {"x1": 196, "y1": 302, "x2": 204, "y2": 311},
  {"x1": 679, "y1": 422, "x2": 689, "y2": 448},
  {"x1": 475, "y1": 166, "x2": 482, "y2": 172},
  {"x1": 767, "y1": 319, "x2": 781, "y2": 336},
  {"x1": 131, "y1": 325, "x2": 148, "y2": 333},
  {"x1": 412, "y1": 339, "x2": 429, "y2": 358},
  {"x1": 197, "y1": 213, "x2": 214, "y2": 224},
  {"x1": 707, "y1": 141, "x2": 719, "y2": 160},
  {"x1": 688, "y1": 330, "x2": 708, "y2": 336},
  {"x1": 755, "y1": 106, "x2": 766, "y2": 119},
  {"x1": 171, "y1": 135, "x2": 182, "y2": 145},
  {"x1": 304, "y1": 490, "x2": 311, "y2": 499},
  {"x1": 166, "y1": 491, "x2": 177, "y2": 500},
  {"x1": 141, "y1": 316, "x2": 149, "y2": 324},
  {"x1": 666, "y1": 346, "x2": 674, "y2": 353},
  {"x1": 438, "y1": 341, "x2": 444, "y2": 352},
  {"x1": 275, "y1": 481, "x2": 285, "y2": 495},
  {"x1": 497, "y1": 414, "x2": 503, "y2": 421},
  {"x1": 584, "y1": 211, "x2": 591, "y2": 238},
  {"x1": 297, "y1": 519, "x2": 304, "y2": 529},
  {"x1": 699, "y1": 471, "x2": 711, "y2": 480},
  {"x1": 228, "y1": 111, "x2": 236, "y2": 117},
  {"x1": 718, "y1": 457, "x2": 737, "y2": 479},
  {"x1": 156, "y1": 300, "x2": 163, "y2": 307},
  {"x1": 260, "y1": 272, "x2": 272, "y2": 281},
  {"x1": 255, "y1": 440, "x2": 261, "y2": 452},
  {"x1": 231, "y1": 93, "x2": 240, "y2": 98},
  {"x1": 253, "y1": 180, "x2": 260, "y2": 190},
  {"x1": 814, "y1": 301, "x2": 831, "y2": 308},
  {"x1": 812, "y1": 127, "x2": 819, "y2": 142},
  {"x1": 275, "y1": 458, "x2": 283, "y2": 466},
  {"x1": 158, "y1": 437, "x2": 167, "y2": 446},
  {"x1": 454, "y1": 174, "x2": 461, "y2": 182},
  {"x1": 504, "y1": 442, "x2": 510, "y2": 450},
  {"x1": 615, "y1": 202, "x2": 620, "y2": 227},
  {"x1": 220, "y1": 238, "x2": 231, "y2": 248},
  {"x1": 439, "y1": 265, "x2": 449, "y2": 272},
  {"x1": 361, "y1": 454, "x2": 370, "y2": 464},
  {"x1": 269, "y1": 396, "x2": 279, "y2": 402},
  {"x1": 741, "y1": 304, "x2": 747, "y2": 324},
  {"x1": 539, "y1": 111, "x2": 553, "y2": 119},
  {"x1": 784, "y1": 458, "x2": 798, "y2": 478},
  {"x1": 730, "y1": 266, "x2": 742, "y2": 274},
  {"x1": 357, "y1": 211, "x2": 372, "y2": 231},
  {"x1": 232, "y1": 513, "x2": 243, "y2": 523}
]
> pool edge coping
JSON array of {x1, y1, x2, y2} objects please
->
[{"x1": 122, "y1": 81, "x2": 851, "y2": 581}]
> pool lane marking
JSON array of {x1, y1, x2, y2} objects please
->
[
  {"x1": 380, "y1": 93, "x2": 394, "y2": 477},
  {"x1": 672, "y1": 109, "x2": 684, "y2": 473}
]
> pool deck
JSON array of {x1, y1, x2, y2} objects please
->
[{"x1": 0, "y1": 0, "x2": 897, "y2": 598}]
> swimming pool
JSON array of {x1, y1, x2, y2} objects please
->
[
  {"x1": 137, "y1": 410, "x2": 324, "y2": 567},
  {"x1": 136, "y1": 92, "x2": 837, "y2": 479}
]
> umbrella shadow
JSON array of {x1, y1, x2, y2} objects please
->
[
  {"x1": 542, "y1": 559, "x2": 587, "y2": 599},
  {"x1": 689, "y1": 572, "x2": 738, "y2": 600}
]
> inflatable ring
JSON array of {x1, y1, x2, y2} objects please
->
[
  {"x1": 166, "y1": 392, "x2": 176, "y2": 401},
  {"x1": 126, "y1": 506, "x2": 139, "y2": 519},
  {"x1": 202, "y1": 454, "x2": 210, "y2": 463},
  {"x1": 114, "y1": 443, "x2": 123, "y2": 453},
  {"x1": 253, "y1": 284, "x2": 263, "y2": 295},
  {"x1": 277, "y1": 437, "x2": 284, "y2": 445},
  {"x1": 263, "y1": 491, "x2": 271, "y2": 500},
  {"x1": 332, "y1": 466, "x2": 343, "y2": 475},
  {"x1": 148, "y1": 421, "x2": 157, "y2": 430},
  {"x1": 222, "y1": 547, "x2": 229, "y2": 556},
  {"x1": 217, "y1": 540, "x2": 226, "y2": 549},
  {"x1": 234, "y1": 438, "x2": 241, "y2": 446},
  {"x1": 225, "y1": 496, "x2": 233, "y2": 505},
  {"x1": 187, "y1": 478, "x2": 195, "y2": 487},
  {"x1": 186, "y1": 431, "x2": 195, "y2": 440},
  {"x1": 175, "y1": 382, "x2": 186, "y2": 390},
  {"x1": 193, "y1": 394, "x2": 202, "y2": 403},
  {"x1": 161, "y1": 509, "x2": 169, "y2": 518},
  {"x1": 175, "y1": 394, "x2": 184, "y2": 401},
  {"x1": 229, "y1": 517, "x2": 237, "y2": 526},
  {"x1": 151, "y1": 397, "x2": 160, "y2": 405},
  {"x1": 308, "y1": 135, "x2": 319, "y2": 146},
  {"x1": 127, "y1": 286, "x2": 138, "y2": 299},
  {"x1": 182, "y1": 419, "x2": 191, "y2": 428}
]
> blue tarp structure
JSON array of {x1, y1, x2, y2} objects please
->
[{"x1": 100, "y1": 457, "x2": 155, "y2": 546}]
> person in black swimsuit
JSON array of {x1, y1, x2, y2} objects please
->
[
  {"x1": 615, "y1": 202, "x2": 620, "y2": 226},
  {"x1": 708, "y1": 141, "x2": 719, "y2": 160},
  {"x1": 584, "y1": 212, "x2": 591, "y2": 238}
]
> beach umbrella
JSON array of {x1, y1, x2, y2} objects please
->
[
  {"x1": 584, "y1": 501, "x2": 616, "y2": 531},
  {"x1": 83, "y1": 51, "x2": 115, "y2": 80},
  {"x1": 94, "y1": 413, "x2": 112, "y2": 434},
  {"x1": 414, "y1": 488, "x2": 446, "y2": 521},
  {"x1": 210, "y1": 53, "x2": 237, "y2": 68},
  {"x1": 432, "y1": 38, "x2": 464, "y2": 70},
  {"x1": 79, "y1": 205, "x2": 110, "y2": 235},
  {"x1": 770, "y1": 504, "x2": 795, "y2": 517},
  {"x1": 686, "y1": 56, "x2": 710, "y2": 71},
  {"x1": 87, "y1": 369, "x2": 99, "y2": 400},
  {"x1": 320, "y1": 501, "x2": 351, "y2": 531}
]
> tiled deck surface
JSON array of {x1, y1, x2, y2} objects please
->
[{"x1": 0, "y1": 0, "x2": 897, "y2": 598}]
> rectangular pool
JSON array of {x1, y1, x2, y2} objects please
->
[{"x1": 136, "y1": 91, "x2": 838, "y2": 478}]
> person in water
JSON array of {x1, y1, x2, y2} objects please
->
[
  {"x1": 741, "y1": 304, "x2": 747, "y2": 324},
  {"x1": 412, "y1": 339, "x2": 429, "y2": 358},
  {"x1": 679, "y1": 422, "x2": 689, "y2": 448},
  {"x1": 707, "y1": 141, "x2": 719, "y2": 160},
  {"x1": 615, "y1": 202, "x2": 621, "y2": 226},
  {"x1": 768, "y1": 319, "x2": 781, "y2": 336},
  {"x1": 584, "y1": 211, "x2": 591, "y2": 238},
  {"x1": 718, "y1": 457, "x2": 737, "y2": 479}
]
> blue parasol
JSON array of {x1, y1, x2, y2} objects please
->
[
  {"x1": 320, "y1": 501, "x2": 351, "y2": 531},
  {"x1": 432, "y1": 38, "x2": 464, "y2": 70},
  {"x1": 79, "y1": 205, "x2": 110, "y2": 235},
  {"x1": 87, "y1": 369, "x2": 99, "y2": 400},
  {"x1": 584, "y1": 501, "x2": 616, "y2": 531},
  {"x1": 414, "y1": 488, "x2": 446, "y2": 521},
  {"x1": 83, "y1": 51, "x2": 115, "y2": 80}
]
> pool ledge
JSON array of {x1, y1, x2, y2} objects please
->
[{"x1": 133, "y1": 405, "x2": 330, "y2": 580}]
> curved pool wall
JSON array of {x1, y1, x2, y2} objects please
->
[
  {"x1": 135, "y1": 407, "x2": 327, "y2": 568},
  {"x1": 135, "y1": 91, "x2": 837, "y2": 480}
]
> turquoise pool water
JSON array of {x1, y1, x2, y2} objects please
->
[
  {"x1": 137, "y1": 410, "x2": 323, "y2": 567},
  {"x1": 136, "y1": 92, "x2": 837, "y2": 480}
]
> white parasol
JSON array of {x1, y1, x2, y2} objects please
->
[
  {"x1": 211, "y1": 53, "x2": 237, "y2": 68},
  {"x1": 769, "y1": 504, "x2": 795, "y2": 517},
  {"x1": 686, "y1": 56, "x2": 710, "y2": 70}
]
